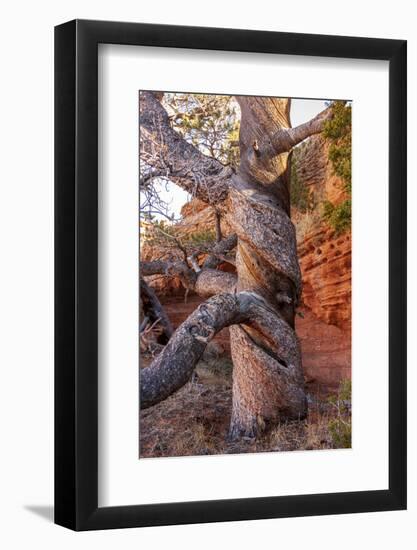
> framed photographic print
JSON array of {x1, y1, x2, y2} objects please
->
[{"x1": 55, "y1": 19, "x2": 407, "y2": 530}]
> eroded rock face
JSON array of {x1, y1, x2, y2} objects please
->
[
  {"x1": 298, "y1": 226, "x2": 351, "y2": 330},
  {"x1": 180, "y1": 198, "x2": 208, "y2": 218},
  {"x1": 293, "y1": 135, "x2": 351, "y2": 331},
  {"x1": 293, "y1": 135, "x2": 346, "y2": 205},
  {"x1": 178, "y1": 199, "x2": 231, "y2": 237}
]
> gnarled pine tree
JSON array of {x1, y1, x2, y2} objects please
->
[{"x1": 140, "y1": 91, "x2": 333, "y2": 439}]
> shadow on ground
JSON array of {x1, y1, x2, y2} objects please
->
[{"x1": 24, "y1": 505, "x2": 54, "y2": 523}]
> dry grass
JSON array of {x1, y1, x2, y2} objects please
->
[{"x1": 139, "y1": 354, "x2": 351, "y2": 458}]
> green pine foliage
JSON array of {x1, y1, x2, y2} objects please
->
[
  {"x1": 290, "y1": 159, "x2": 313, "y2": 213},
  {"x1": 163, "y1": 93, "x2": 240, "y2": 167},
  {"x1": 322, "y1": 198, "x2": 351, "y2": 235},
  {"x1": 186, "y1": 229, "x2": 216, "y2": 246},
  {"x1": 145, "y1": 219, "x2": 216, "y2": 252},
  {"x1": 322, "y1": 101, "x2": 352, "y2": 234}
]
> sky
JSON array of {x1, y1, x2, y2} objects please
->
[
  {"x1": 143, "y1": 97, "x2": 327, "y2": 220},
  {"x1": 291, "y1": 98, "x2": 327, "y2": 127}
]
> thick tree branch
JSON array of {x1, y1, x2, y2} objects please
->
[
  {"x1": 140, "y1": 293, "x2": 241, "y2": 408},
  {"x1": 141, "y1": 259, "x2": 197, "y2": 290},
  {"x1": 141, "y1": 233, "x2": 238, "y2": 294},
  {"x1": 141, "y1": 259, "x2": 170, "y2": 277},
  {"x1": 264, "y1": 106, "x2": 333, "y2": 157},
  {"x1": 140, "y1": 91, "x2": 234, "y2": 205},
  {"x1": 141, "y1": 259, "x2": 237, "y2": 298},
  {"x1": 194, "y1": 268, "x2": 236, "y2": 297},
  {"x1": 140, "y1": 291, "x2": 302, "y2": 409}
]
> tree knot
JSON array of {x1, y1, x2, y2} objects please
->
[{"x1": 189, "y1": 322, "x2": 215, "y2": 343}]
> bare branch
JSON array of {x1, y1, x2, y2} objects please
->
[
  {"x1": 152, "y1": 225, "x2": 189, "y2": 263},
  {"x1": 139, "y1": 168, "x2": 167, "y2": 189},
  {"x1": 194, "y1": 268, "x2": 236, "y2": 297},
  {"x1": 214, "y1": 209, "x2": 222, "y2": 242},
  {"x1": 187, "y1": 253, "x2": 202, "y2": 273},
  {"x1": 140, "y1": 91, "x2": 234, "y2": 205}
]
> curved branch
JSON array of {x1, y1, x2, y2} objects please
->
[
  {"x1": 141, "y1": 259, "x2": 197, "y2": 290},
  {"x1": 139, "y1": 168, "x2": 166, "y2": 188},
  {"x1": 140, "y1": 291, "x2": 302, "y2": 409},
  {"x1": 140, "y1": 293, "x2": 243, "y2": 408},
  {"x1": 141, "y1": 259, "x2": 237, "y2": 297},
  {"x1": 140, "y1": 91, "x2": 234, "y2": 205},
  {"x1": 141, "y1": 259, "x2": 170, "y2": 277},
  {"x1": 141, "y1": 233, "x2": 238, "y2": 294},
  {"x1": 194, "y1": 268, "x2": 236, "y2": 297}
]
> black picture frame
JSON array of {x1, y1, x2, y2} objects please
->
[{"x1": 55, "y1": 19, "x2": 407, "y2": 531}]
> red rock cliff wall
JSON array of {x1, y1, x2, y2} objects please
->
[
  {"x1": 298, "y1": 226, "x2": 351, "y2": 331},
  {"x1": 293, "y1": 135, "x2": 351, "y2": 332}
]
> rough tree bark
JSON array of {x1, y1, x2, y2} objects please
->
[{"x1": 139, "y1": 91, "x2": 333, "y2": 438}]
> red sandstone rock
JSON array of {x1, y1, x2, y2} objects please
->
[
  {"x1": 293, "y1": 135, "x2": 351, "y2": 331},
  {"x1": 298, "y1": 225, "x2": 351, "y2": 331}
]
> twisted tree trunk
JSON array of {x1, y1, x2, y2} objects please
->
[
  {"x1": 140, "y1": 91, "x2": 333, "y2": 438},
  {"x1": 226, "y1": 97, "x2": 305, "y2": 437}
]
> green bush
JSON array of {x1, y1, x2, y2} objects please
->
[
  {"x1": 144, "y1": 219, "x2": 216, "y2": 257},
  {"x1": 290, "y1": 160, "x2": 313, "y2": 213},
  {"x1": 328, "y1": 142, "x2": 352, "y2": 193},
  {"x1": 328, "y1": 418, "x2": 351, "y2": 448},
  {"x1": 327, "y1": 378, "x2": 352, "y2": 449},
  {"x1": 338, "y1": 378, "x2": 352, "y2": 401},
  {"x1": 322, "y1": 199, "x2": 351, "y2": 235},
  {"x1": 185, "y1": 229, "x2": 216, "y2": 245},
  {"x1": 323, "y1": 101, "x2": 351, "y2": 142},
  {"x1": 322, "y1": 101, "x2": 352, "y2": 235}
]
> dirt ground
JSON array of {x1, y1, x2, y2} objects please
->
[{"x1": 139, "y1": 353, "x2": 351, "y2": 459}]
